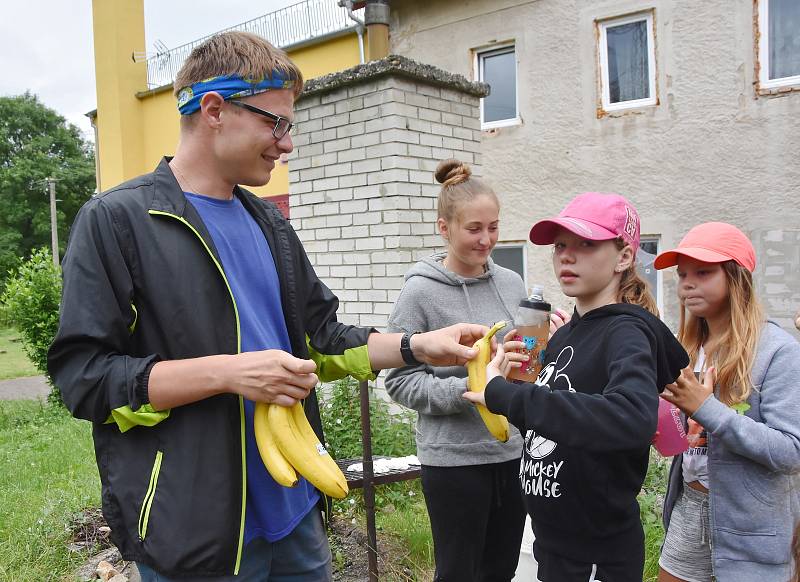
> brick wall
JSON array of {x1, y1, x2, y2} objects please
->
[{"x1": 289, "y1": 57, "x2": 487, "y2": 329}]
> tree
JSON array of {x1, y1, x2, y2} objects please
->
[
  {"x1": 1, "y1": 248, "x2": 63, "y2": 405},
  {"x1": 0, "y1": 93, "x2": 95, "y2": 286}
]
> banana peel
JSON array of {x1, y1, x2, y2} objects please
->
[{"x1": 467, "y1": 321, "x2": 510, "y2": 442}]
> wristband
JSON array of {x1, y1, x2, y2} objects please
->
[{"x1": 400, "y1": 332, "x2": 422, "y2": 366}]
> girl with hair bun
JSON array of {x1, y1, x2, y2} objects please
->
[{"x1": 385, "y1": 159, "x2": 528, "y2": 581}]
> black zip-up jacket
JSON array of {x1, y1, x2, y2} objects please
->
[
  {"x1": 47, "y1": 158, "x2": 375, "y2": 576},
  {"x1": 485, "y1": 303, "x2": 688, "y2": 564}
]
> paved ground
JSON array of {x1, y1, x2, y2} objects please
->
[{"x1": 0, "y1": 375, "x2": 50, "y2": 400}]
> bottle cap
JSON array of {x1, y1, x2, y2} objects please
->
[{"x1": 519, "y1": 285, "x2": 551, "y2": 312}]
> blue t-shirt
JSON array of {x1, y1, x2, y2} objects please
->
[{"x1": 185, "y1": 192, "x2": 319, "y2": 544}]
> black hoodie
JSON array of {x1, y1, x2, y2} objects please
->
[{"x1": 485, "y1": 303, "x2": 688, "y2": 563}]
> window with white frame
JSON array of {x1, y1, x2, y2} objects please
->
[
  {"x1": 491, "y1": 244, "x2": 526, "y2": 286},
  {"x1": 758, "y1": 0, "x2": 800, "y2": 90},
  {"x1": 637, "y1": 237, "x2": 662, "y2": 312},
  {"x1": 598, "y1": 12, "x2": 657, "y2": 111},
  {"x1": 476, "y1": 45, "x2": 518, "y2": 128}
]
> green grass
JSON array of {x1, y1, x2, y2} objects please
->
[
  {"x1": 641, "y1": 450, "x2": 670, "y2": 581},
  {"x1": 376, "y1": 488, "x2": 434, "y2": 581},
  {"x1": 0, "y1": 327, "x2": 39, "y2": 380},
  {"x1": 0, "y1": 400, "x2": 100, "y2": 581}
]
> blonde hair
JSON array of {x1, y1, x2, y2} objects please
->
[
  {"x1": 613, "y1": 239, "x2": 659, "y2": 315},
  {"x1": 435, "y1": 159, "x2": 499, "y2": 222},
  {"x1": 678, "y1": 261, "x2": 764, "y2": 406},
  {"x1": 174, "y1": 31, "x2": 304, "y2": 101}
]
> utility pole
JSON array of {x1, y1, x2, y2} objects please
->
[{"x1": 46, "y1": 178, "x2": 59, "y2": 267}]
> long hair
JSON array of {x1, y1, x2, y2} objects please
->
[
  {"x1": 613, "y1": 239, "x2": 659, "y2": 316},
  {"x1": 678, "y1": 261, "x2": 763, "y2": 405},
  {"x1": 792, "y1": 521, "x2": 800, "y2": 582}
]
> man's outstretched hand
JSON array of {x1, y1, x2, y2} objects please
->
[{"x1": 411, "y1": 323, "x2": 489, "y2": 366}]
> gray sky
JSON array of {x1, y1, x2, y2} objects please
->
[{"x1": 0, "y1": 0, "x2": 298, "y2": 140}]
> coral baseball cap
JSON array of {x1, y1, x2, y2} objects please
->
[
  {"x1": 654, "y1": 222, "x2": 756, "y2": 272},
  {"x1": 529, "y1": 192, "x2": 641, "y2": 249}
]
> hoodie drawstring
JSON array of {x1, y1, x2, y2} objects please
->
[
  {"x1": 460, "y1": 282, "x2": 476, "y2": 323},
  {"x1": 489, "y1": 277, "x2": 516, "y2": 323}
]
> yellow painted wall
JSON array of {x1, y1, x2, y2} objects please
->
[
  {"x1": 92, "y1": 0, "x2": 363, "y2": 195},
  {"x1": 92, "y1": 0, "x2": 147, "y2": 190}
]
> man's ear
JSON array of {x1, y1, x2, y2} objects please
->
[{"x1": 198, "y1": 92, "x2": 225, "y2": 129}]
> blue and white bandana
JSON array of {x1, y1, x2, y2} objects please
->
[{"x1": 176, "y1": 72, "x2": 295, "y2": 115}]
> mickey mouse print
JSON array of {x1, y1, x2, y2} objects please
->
[{"x1": 519, "y1": 345, "x2": 576, "y2": 498}]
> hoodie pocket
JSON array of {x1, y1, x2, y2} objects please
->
[
  {"x1": 710, "y1": 460, "x2": 790, "y2": 564},
  {"x1": 138, "y1": 450, "x2": 163, "y2": 540}
]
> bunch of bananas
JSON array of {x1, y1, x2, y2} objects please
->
[
  {"x1": 254, "y1": 401, "x2": 349, "y2": 499},
  {"x1": 467, "y1": 320, "x2": 510, "y2": 442}
]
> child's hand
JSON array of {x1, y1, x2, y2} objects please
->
[
  {"x1": 487, "y1": 338, "x2": 528, "y2": 382},
  {"x1": 462, "y1": 388, "x2": 486, "y2": 406},
  {"x1": 463, "y1": 332, "x2": 527, "y2": 407},
  {"x1": 662, "y1": 366, "x2": 715, "y2": 416},
  {"x1": 549, "y1": 308, "x2": 570, "y2": 338}
]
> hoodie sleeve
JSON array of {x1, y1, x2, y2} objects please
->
[
  {"x1": 691, "y1": 330, "x2": 800, "y2": 474},
  {"x1": 485, "y1": 317, "x2": 660, "y2": 451},
  {"x1": 384, "y1": 280, "x2": 472, "y2": 416}
]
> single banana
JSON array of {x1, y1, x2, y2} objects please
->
[
  {"x1": 267, "y1": 403, "x2": 348, "y2": 499},
  {"x1": 253, "y1": 402, "x2": 298, "y2": 487},
  {"x1": 290, "y1": 402, "x2": 349, "y2": 495},
  {"x1": 467, "y1": 320, "x2": 510, "y2": 442}
]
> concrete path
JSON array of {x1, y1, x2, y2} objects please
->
[{"x1": 0, "y1": 375, "x2": 50, "y2": 400}]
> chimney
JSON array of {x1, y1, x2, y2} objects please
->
[{"x1": 365, "y1": 0, "x2": 390, "y2": 61}]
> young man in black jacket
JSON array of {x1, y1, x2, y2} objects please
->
[{"x1": 48, "y1": 31, "x2": 485, "y2": 580}]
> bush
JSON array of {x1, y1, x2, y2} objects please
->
[
  {"x1": 319, "y1": 377, "x2": 419, "y2": 512},
  {"x1": 0, "y1": 248, "x2": 62, "y2": 405},
  {"x1": 320, "y1": 377, "x2": 416, "y2": 461}
]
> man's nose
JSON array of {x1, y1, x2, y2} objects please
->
[{"x1": 277, "y1": 132, "x2": 293, "y2": 153}]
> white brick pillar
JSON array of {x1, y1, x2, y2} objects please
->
[{"x1": 289, "y1": 55, "x2": 488, "y2": 329}]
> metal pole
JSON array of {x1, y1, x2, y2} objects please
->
[
  {"x1": 47, "y1": 178, "x2": 59, "y2": 267},
  {"x1": 359, "y1": 380, "x2": 379, "y2": 581}
]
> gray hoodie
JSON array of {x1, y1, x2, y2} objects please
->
[{"x1": 385, "y1": 252, "x2": 527, "y2": 466}]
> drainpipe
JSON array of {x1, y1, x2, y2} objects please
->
[
  {"x1": 365, "y1": 0, "x2": 390, "y2": 61},
  {"x1": 340, "y1": 0, "x2": 365, "y2": 64},
  {"x1": 86, "y1": 110, "x2": 101, "y2": 192}
]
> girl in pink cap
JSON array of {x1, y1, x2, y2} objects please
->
[
  {"x1": 464, "y1": 192, "x2": 689, "y2": 582},
  {"x1": 654, "y1": 222, "x2": 800, "y2": 582}
]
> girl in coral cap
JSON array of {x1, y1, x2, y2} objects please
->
[{"x1": 654, "y1": 222, "x2": 800, "y2": 582}]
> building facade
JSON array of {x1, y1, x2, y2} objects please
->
[
  {"x1": 90, "y1": 0, "x2": 367, "y2": 204},
  {"x1": 389, "y1": 0, "x2": 800, "y2": 334}
]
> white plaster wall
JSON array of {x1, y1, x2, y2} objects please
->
[{"x1": 390, "y1": 0, "x2": 800, "y2": 334}]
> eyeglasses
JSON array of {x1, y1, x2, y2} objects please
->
[{"x1": 228, "y1": 100, "x2": 294, "y2": 139}]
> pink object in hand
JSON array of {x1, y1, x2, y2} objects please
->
[{"x1": 653, "y1": 397, "x2": 689, "y2": 457}]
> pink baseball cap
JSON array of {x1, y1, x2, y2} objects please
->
[
  {"x1": 654, "y1": 222, "x2": 756, "y2": 272},
  {"x1": 529, "y1": 192, "x2": 641, "y2": 249}
]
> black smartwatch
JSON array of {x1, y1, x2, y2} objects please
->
[{"x1": 400, "y1": 332, "x2": 422, "y2": 366}]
